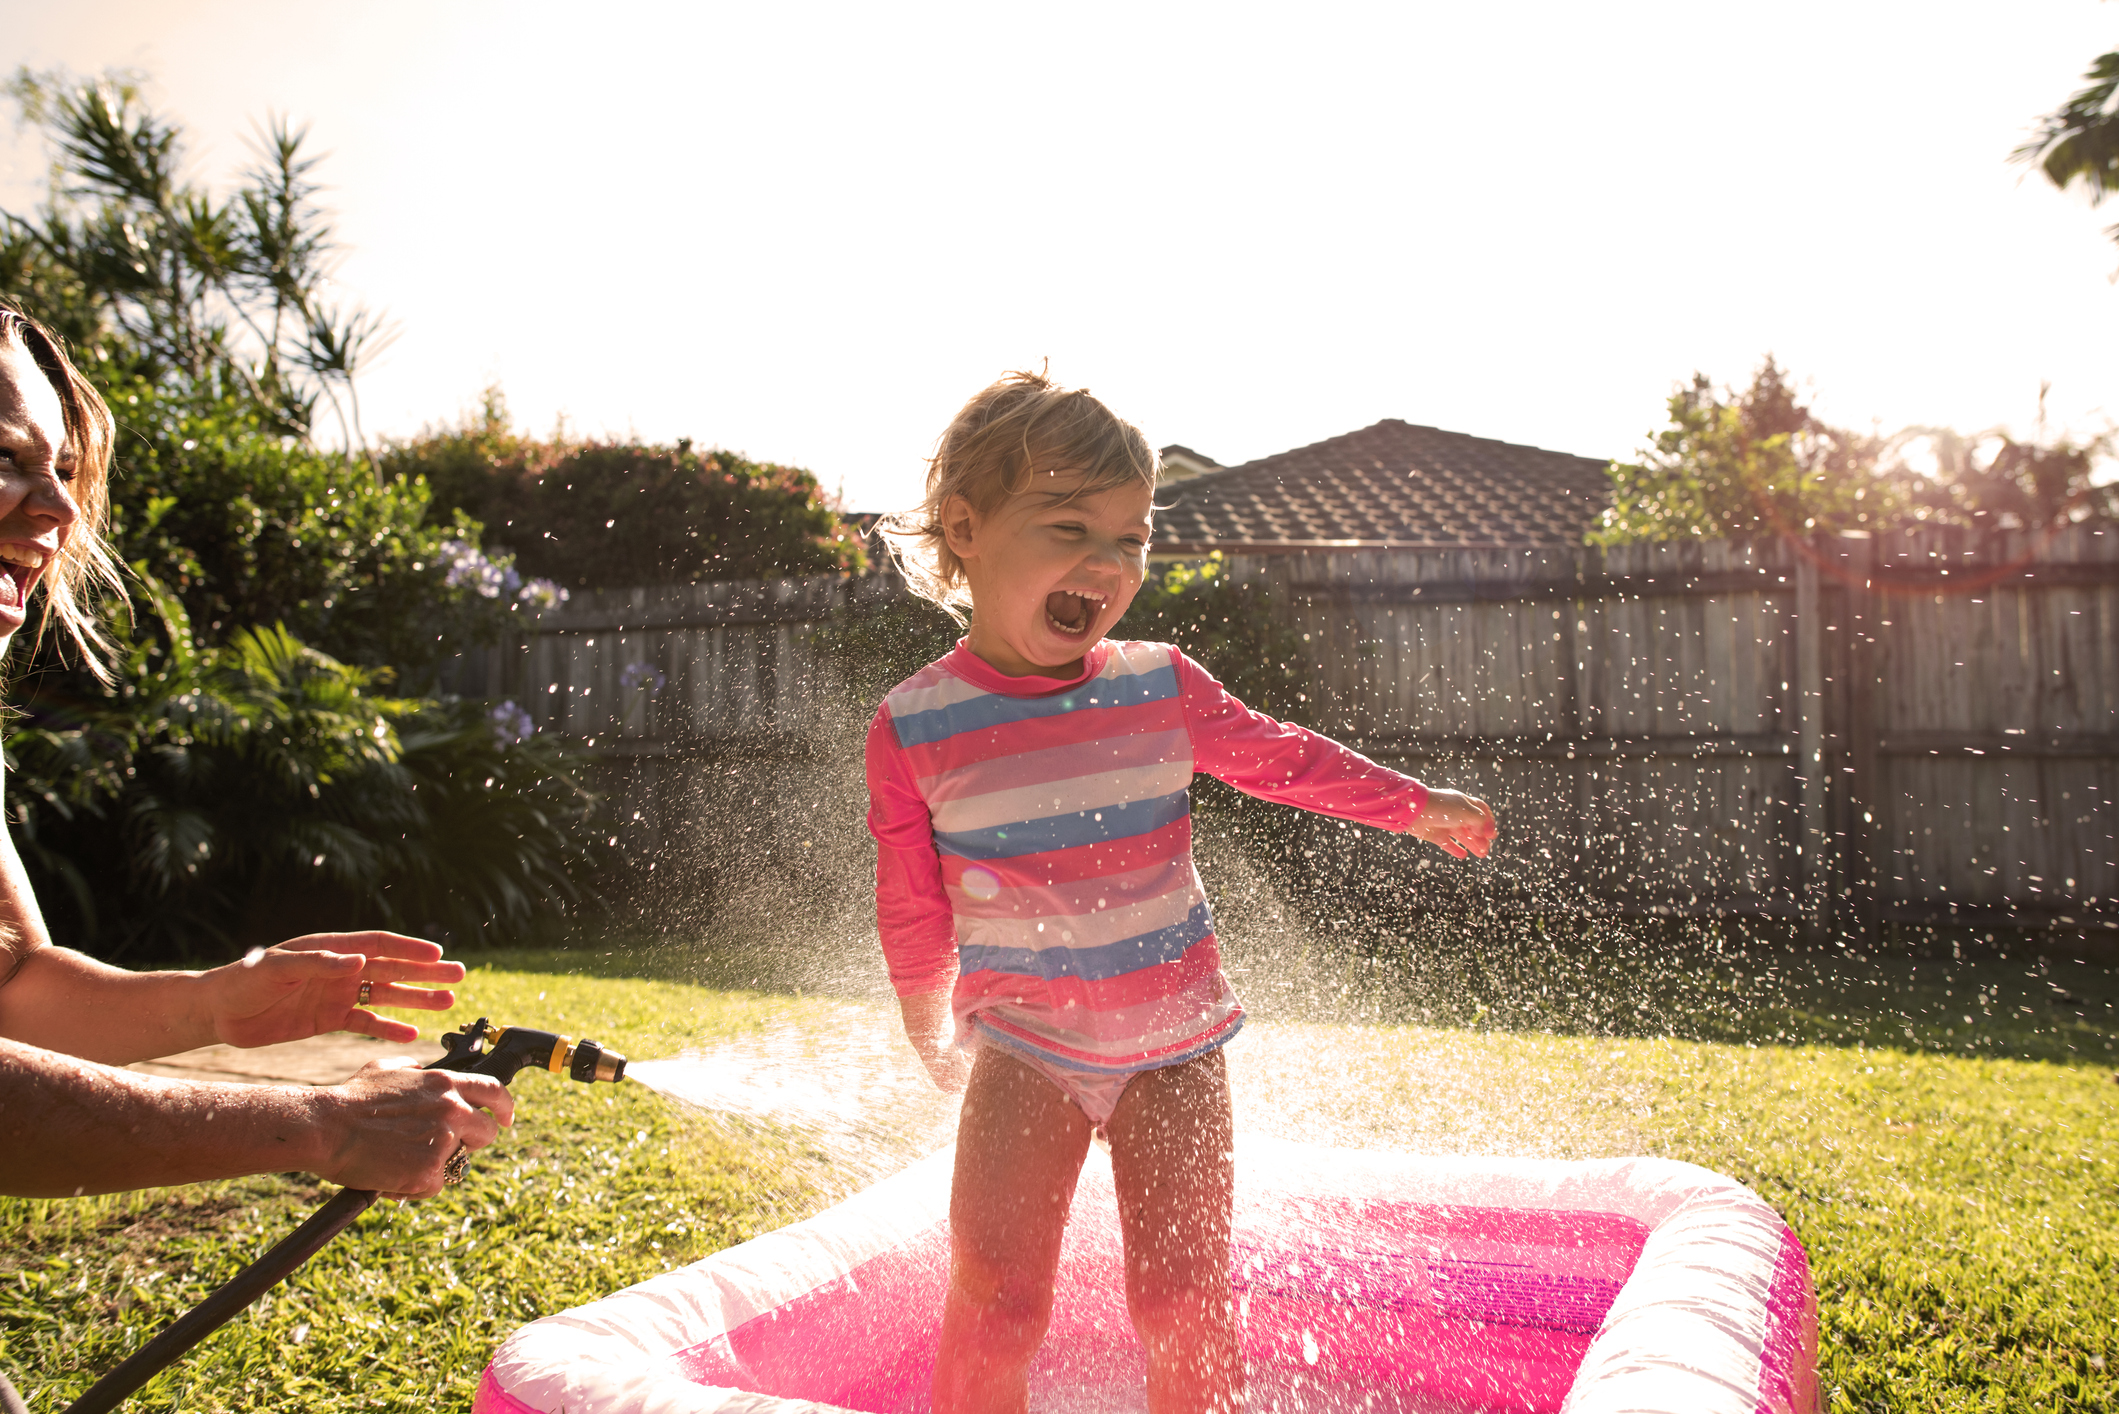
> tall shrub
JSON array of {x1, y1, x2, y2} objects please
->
[
  {"x1": 1590, "y1": 358, "x2": 1894, "y2": 545},
  {"x1": 95, "y1": 377, "x2": 537, "y2": 682},
  {"x1": 1117, "y1": 552, "x2": 1311, "y2": 719},
  {"x1": 1593, "y1": 359, "x2": 2113, "y2": 546},
  {"x1": 382, "y1": 394, "x2": 865, "y2": 590}
]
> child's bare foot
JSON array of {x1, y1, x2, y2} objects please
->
[{"x1": 1406, "y1": 789, "x2": 1497, "y2": 858}]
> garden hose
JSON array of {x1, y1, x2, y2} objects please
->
[{"x1": 49, "y1": 1019, "x2": 625, "y2": 1414}]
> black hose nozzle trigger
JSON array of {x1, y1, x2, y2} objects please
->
[{"x1": 430, "y1": 1018, "x2": 627, "y2": 1085}]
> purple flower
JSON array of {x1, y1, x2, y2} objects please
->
[
  {"x1": 517, "y1": 578, "x2": 569, "y2": 612},
  {"x1": 441, "y1": 538, "x2": 510, "y2": 598},
  {"x1": 489, "y1": 699, "x2": 535, "y2": 746},
  {"x1": 442, "y1": 539, "x2": 568, "y2": 612},
  {"x1": 620, "y1": 661, "x2": 666, "y2": 696}
]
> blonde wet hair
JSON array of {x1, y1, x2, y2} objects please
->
[
  {"x1": 0, "y1": 302, "x2": 123, "y2": 679},
  {"x1": 881, "y1": 368, "x2": 1157, "y2": 624}
]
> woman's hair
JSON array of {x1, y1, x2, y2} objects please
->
[
  {"x1": 0, "y1": 302, "x2": 123, "y2": 679},
  {"x1": 880, "y1": 368, "x2": 1157, "y2": 622}
]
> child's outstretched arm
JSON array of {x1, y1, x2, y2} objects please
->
[
  {"x1": 1177, "y1": 653, "x2": 1498, "y2": 854},
  {"x1": 1402, "y1": 788, "x2": 1496, "y2": 859}
]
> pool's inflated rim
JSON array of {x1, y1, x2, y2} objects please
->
[{"x1": 474, "y1": 1140, "x2": 1818, "y2": 1414}]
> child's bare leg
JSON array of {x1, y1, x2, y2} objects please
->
[
  {"x1": 1107, "y1": 1048, "x2": 1243, "y2": 1414},
  {"x1": 933, "y1": 1045, "x2": 1094, "y2": 1414}
]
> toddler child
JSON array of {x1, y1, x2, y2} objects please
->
[{"x1": 867, "y1": 371, "x2": 1497, "y2": 1414}]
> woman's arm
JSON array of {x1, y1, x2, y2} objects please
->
[
  {"x1": 0, "y1": 1036, "x2": 515, "y2": 1200},
  {"x1": 0, "y1": 783, "x2": 56, "y2": 970},
  {"x1": 0, "y1": 935, "x2": 467, "y2": 1067},
  {"x1": 0, "y1": 793, "x2": 228, "y2": 1063}
]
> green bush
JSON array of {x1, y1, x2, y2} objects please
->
[
  {"x1": 808, "y1": 592, "x2": 960, "y2": 706},
  {"x1": 1592, "y1": 357, "x2": 2115, "y2": 545},
  {"x1": 7, "y1": 581, "x2": 599, "y2": 961},
  {"x1": 1, "y1": 70, "x2": 390, "y2": 450},
  {"x1": 95, "y1": 376, "x2": 523, "y2": 682},
  {"x1": 1115, "y1": 551, "x2": 1352, "y2": 911},
  {"x1": 1591, "y1": 358, "x2": 1894, "y2": 546},
  {"x1": 382, "y1": 394, "x2": 865, "y2": 591}
]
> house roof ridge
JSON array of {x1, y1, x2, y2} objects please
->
[
  {"x1": 1167, "y1": 419, "x2": 1610, "y2": 482},
  {"x1": 1148, "y1": 416, "x2": 1616, "y2": 552},
  {"x1": 1365, "y1": 417, "x2": 1615, "y2": 469},
  {"x1": 1239, "y1": 418, "x2": 1608, "y2": 474}
]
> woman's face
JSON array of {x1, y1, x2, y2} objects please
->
[{"x1": 0, "y1": 339, "x2": 80, "y2": 653}]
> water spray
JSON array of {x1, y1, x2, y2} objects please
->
[{"x1": 25, "y1": 1018, "x2": 626, "y2": 1414}]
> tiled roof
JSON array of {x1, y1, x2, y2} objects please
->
[
  {"x1": 1151, "y1": 419, "x2": 1612, "y2": 551},
  {"x1": 1157, "y1": 444, "x2": 1222, "y2": 481}
]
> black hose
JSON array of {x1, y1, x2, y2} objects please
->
[
  {"x1": 26, "y1": 1020, "x2": 621, "y2": 1412},
  {"x1": 58, "y1": 1187, "x2": 379, "y2": 1414}
]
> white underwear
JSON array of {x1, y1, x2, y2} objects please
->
[{"x1": 972, "y1": 1025, "x2": 1139, "y2": 1128}]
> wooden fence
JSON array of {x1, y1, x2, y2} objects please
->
[{"x1": 443, "y1": 525, "x2": 2118, "y2": 941}]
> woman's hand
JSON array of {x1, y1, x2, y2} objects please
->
[
  {"x1": 0, "y1": 1039, "x2": 515, "y2": 1200},
  {"x1": 1405, "y1": 789, "x2": 1498, "y2": 859},
  {"x1": 308, "y1": 1058, "x2": 515, "y2": 1199},
  {"x1": 206, "y1": 933, "x2": 466, "y2": 1049}
]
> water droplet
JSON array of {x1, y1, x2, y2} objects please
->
[{"x1": 961, "y1": 867, "x2": 1001, "y2": 901}]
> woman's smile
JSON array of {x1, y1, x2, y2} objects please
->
[
  {"x1": 0, "y1": 337, "x2": 78, "y2": 646},
  {"x1": 0, "y1": 542, "x2": 53, "y2": 617}
]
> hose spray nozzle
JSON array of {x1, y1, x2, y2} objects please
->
[{"x1": 430, "y1": 1017, "x2": 628, "y2": 1085}]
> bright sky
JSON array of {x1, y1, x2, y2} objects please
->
[{"x1": 5, "y1": 2, "x2": 2116, "y2": 512}]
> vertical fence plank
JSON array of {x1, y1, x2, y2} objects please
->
[{"x1": 1796, "y1": 554, "x2": 1828, "y2": 930}]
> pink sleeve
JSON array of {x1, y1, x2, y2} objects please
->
[
  {"x1": 1175, "y1": 651, "x2": 1428, "y2": 829},
  {"x1": 864, "y1": 704, "x2": 959, "y2": 998}
]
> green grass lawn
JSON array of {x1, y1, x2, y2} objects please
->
[
  {"x1": 0, "y1": 969, "x2": 855, "y2": 1413},
  {"x1": 2, "y1": 944, "x2": 2114, "y2": 1412}
]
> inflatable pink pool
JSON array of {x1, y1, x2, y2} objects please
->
[{"x1": 474, "y1": 1140, "x2": 1817, "y2": 1413}]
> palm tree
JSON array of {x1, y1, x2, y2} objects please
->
[
  {"x1": 2013, "y1": 50, "x2": 2119, "y2": 260},
  {"x1": 0, "y1": 70, "x2": 394, "y2": 467}
]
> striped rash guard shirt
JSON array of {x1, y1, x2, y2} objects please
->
[{"x1": 866, "y1": 640, "x2": 1430, "y2": 1077}]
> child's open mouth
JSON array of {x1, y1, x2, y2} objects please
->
[
  {"x1": 1044, "y1": 589, "x2": 1104, "y2": 639},
  {"x1": 0, "y1": 544, "x2": 47, "y2": 613}
]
